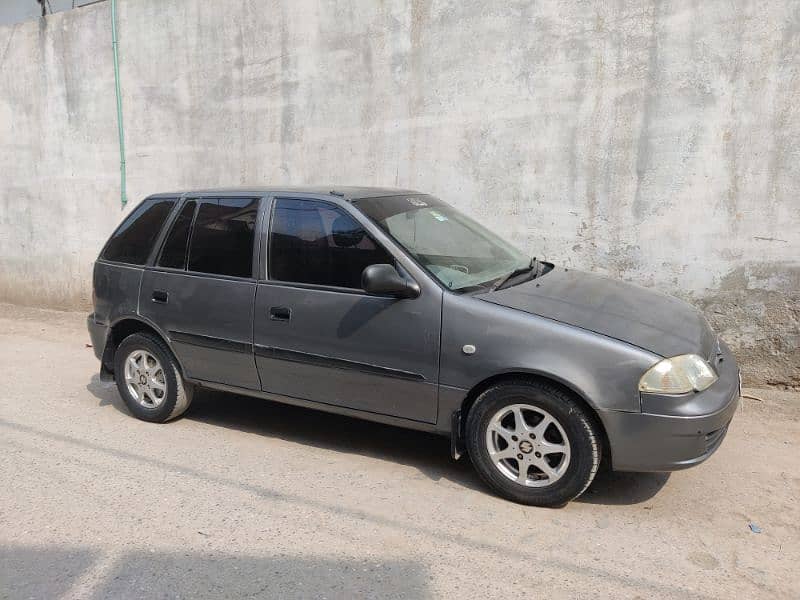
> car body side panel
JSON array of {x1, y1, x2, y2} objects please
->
[
  {"x1": 139, "y1": 270, "x2": 259, "y2": 389},
  {"x1": 253, "y1": 281, "x2": 442, "y2": 424},
  {"x1": 92, "y1": 261, "x2": 144, "y2": 327},
  {"x1": 439, "y1": 292, "x2": 661, "y2": 414},
  {"x1": 89, "y1": 260, "x2": 150, "y2": 378}
]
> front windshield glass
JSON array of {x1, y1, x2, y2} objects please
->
[{"x1": 354, "y1": 195, "x2": 530, "y2": 292}]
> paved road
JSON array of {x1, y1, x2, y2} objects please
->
[{"x1": 1, "y1": 303, "x2": 798, "y2": 599}]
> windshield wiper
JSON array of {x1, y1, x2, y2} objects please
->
[
  {"x1": 490, "y1": 257, "x2": 539, "y2": 292},
  {"x1": 453, "y1": 284, "x2": 492, "y2": 294}
]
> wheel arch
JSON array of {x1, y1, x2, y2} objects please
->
[
  {"x1": 102, "y1": 316, "x2": 182, "y2": 379},
  {"x1": 457, "y1": 370, "x2": 611, "y2": 467}
]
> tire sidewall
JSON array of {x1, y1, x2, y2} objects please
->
[
  {"x1": 114, "y1": 333, "x2": 180, "y2": 423},
  {"x1": 466, "y1": 381, "x2": 599, "y2": 506}
]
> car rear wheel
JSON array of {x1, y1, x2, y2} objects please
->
[
  {"x1": 465, "y1": 379, "x2": 601, "y2": 506},
  {"x1": 114, "y1": 332, "x2": 193, "y2": 423}
]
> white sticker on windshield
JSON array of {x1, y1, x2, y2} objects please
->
[{"x1": 407, "y1": 197, "x2": 428, "y2": 207}]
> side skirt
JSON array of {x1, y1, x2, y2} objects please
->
[{"x1": 189, "y1": 378, "x2": 448, "y2": 437}]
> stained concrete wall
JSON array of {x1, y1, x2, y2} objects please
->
[
  {"x1": 0, "y1": 0, "x2": 798, "y2": 387},
  {"x1": 0, "y1": 0, "x2": 90, "y2": 28}
]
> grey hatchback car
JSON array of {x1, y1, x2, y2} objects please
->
[{"x1": 88, "y1": 187, "x2": 740, "y2": 506}]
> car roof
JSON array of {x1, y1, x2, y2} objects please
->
[{"x1": 148, "y1": 186, "x2": 422, "y2": 201}]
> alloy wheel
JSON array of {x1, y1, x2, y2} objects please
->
[
  {"x1": 123, "y1": 350, "x2": 167, "y2": 408},
  {"x1": 485, "y1": 403, "x2": 571, "y2": 487}
]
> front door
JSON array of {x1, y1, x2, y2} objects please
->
[
  {"x1": 140, "y1": 196, "x2": 262, "y2": 389},
  {"x1": 253, "y1": 197, "x2": 442, "y2": 423}
]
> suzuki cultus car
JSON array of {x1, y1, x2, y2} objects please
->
[{"x1": 88, "y1": 187, "x2": 740, "y2": 505}]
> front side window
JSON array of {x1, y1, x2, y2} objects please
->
[
  {"x1": 354, "y1": 195, "x2": 530, "y2": 292},
  {"x1": 158, "y1": 200, "x2": 197, "y2": 269},
  {"x1": 102, "y1": 197, "x2": 176, "y2": 265},
  {"x1": 187, "y1": 198, "x2": 258, "y2": 277},
  {"x1": 269, "y1": 198, "x2": 393, "y2": 289}
]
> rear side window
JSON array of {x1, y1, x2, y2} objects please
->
[
  {"x1": 187, "y1": 198, "x2": 259, "y2": 277},
  {"x1": 158, "y1": 200, "x2": 197, "y2": 269},
  {"x1": 102, "y1": 198, "x2": 176, "y2": 265},
  {"x1": 269, "y1": 198, "x2": 393, "y2": 289}
]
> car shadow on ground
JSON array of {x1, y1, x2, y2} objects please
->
[
  {"x1": 87, "y1": 375, "x2": 669, "y2": 505},
  {"x1": 0, "y1": 543, "x2": 431, "y2": 599}
]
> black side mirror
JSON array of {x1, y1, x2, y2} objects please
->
[{"x1": 361, "y1": 264, "x2": 420, "y2": 299}]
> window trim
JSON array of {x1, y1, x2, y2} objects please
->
[
  {"x1": 144, "y1": 265, "x2": 261, "y2": 284},
  {"x1": 264, "y1": 196, "x2": 401, "y2": 294},
  {"x1": 257, "y1": 279, "x2": 388, "y2": 296},
  {"x1": 155, "y1": 198, "x2": 199, "y2": 270}
]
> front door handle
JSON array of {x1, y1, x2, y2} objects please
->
[
  {"x1": 152, "y1": 290, "x2": 169, "y2": 304},
  {"x1": 269, "y1": 306, "x2": 291, "y2": 321}
]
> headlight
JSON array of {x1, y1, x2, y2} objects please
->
[{"x1": 638, "y1": 354, "x2": 718, "y2": 394}]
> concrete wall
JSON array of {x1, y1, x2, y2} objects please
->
[
  {"x1": 0, "y1": 0, "x2": 798, "y2": 387},
  {"x1": 0, "y1": 0, "x2": 93, "y2": 27}
]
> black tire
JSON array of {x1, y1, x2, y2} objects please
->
[
  {"x1": 114, "y1": 332, "x2": 193, "y2": 423},
  {"x1": 465, "y1": 379, "x2": 601, "y2": 506}
]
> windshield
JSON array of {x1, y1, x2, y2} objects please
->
[{"x1": 354, "y1": 195, "x2": 531, "y2": 292}]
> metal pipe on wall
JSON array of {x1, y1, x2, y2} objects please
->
[{"x1": 111, "y1": 0, "x2": 127, "y2": 206}]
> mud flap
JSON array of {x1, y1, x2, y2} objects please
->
[
  {"x1": 450, "y1": 410, "x2": 464, "y2": 460},
  {"x1": 99, "y1": 342, "x2": 116, "y2": 382}
]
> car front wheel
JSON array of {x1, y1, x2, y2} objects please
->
[
  {"x1": 465, "y1": 379, "x2": 601, "y2": 506},
  {"x1": 113, "y1": 332, "x2": 193, "y2": 423}
]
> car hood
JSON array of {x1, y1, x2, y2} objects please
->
[{"x1": 477, "y1": 268, "x2": 716, "y2": 358}]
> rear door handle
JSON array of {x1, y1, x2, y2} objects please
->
[
  {"x1": 152, "y1": 290, "x2": 169, "y2": 304},
  {"x1": 269, "y1": 306, "x2": 291, "y2": 321}
]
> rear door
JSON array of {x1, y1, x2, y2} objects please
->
[
  {"x1": 252, "y1": 196, "x2": 442, "y2": 423},
  {"x1": 140, "y1": 195, "x2": 263, "y2": 389}
]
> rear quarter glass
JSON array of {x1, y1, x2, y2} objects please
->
[{"x1": 102, "y1": 198, "x2": 176, "y2": 264}]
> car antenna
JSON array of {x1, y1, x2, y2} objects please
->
[{"x1": 329, "y1": 190, "x2": 345, "y2": 197}]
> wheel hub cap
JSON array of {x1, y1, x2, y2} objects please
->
[
  {"x1": 485, "y1": 403, "x2": 571, "y2": 488},
  {"x1": 123, "y1": 350, "x2": 167, "y2": 408}
]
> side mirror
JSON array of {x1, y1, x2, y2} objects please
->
[{"x1": 361, "y1": 264, "x2": 420, "y2": 299}]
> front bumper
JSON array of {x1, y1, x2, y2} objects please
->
[{"x1": 602, "y1": 340, "x2": 740, "y2": 472}]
